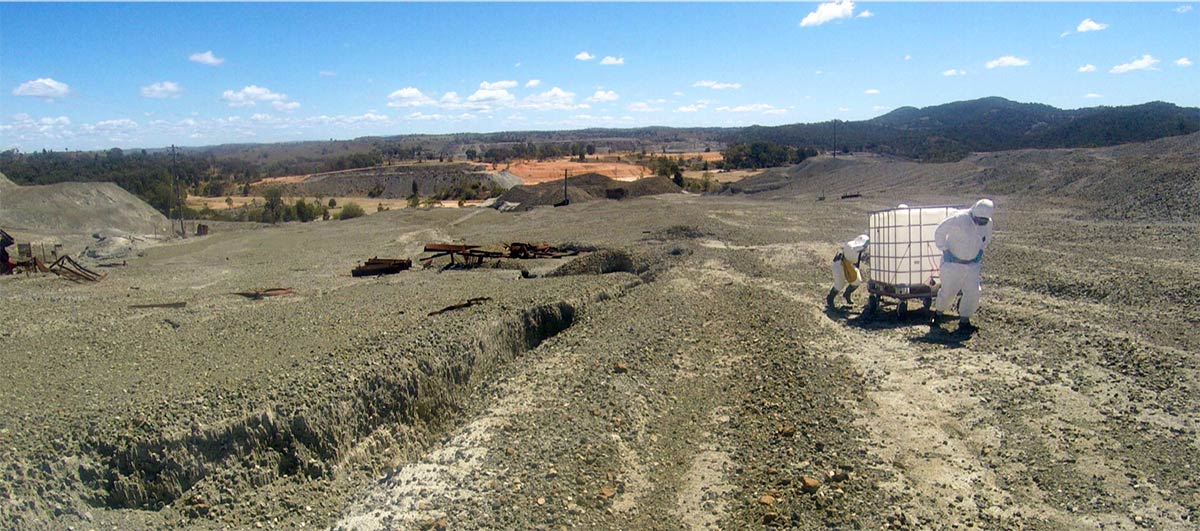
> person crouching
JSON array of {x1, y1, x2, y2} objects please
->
[{"x1": 827, "y1": 234, "x2": 870, "y2": 307}]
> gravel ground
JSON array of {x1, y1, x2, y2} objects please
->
[{"x1": 2, "y1": 163, "x2": 1198, "y2": 530}]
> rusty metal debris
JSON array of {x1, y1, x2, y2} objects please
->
[
  {"x1": 130, "y1": 302, "x2": 187, "y2": 309},
  {"x1": 420, "y1": 242, "x2": 580, "y2": 269},
  {"x1": 504, "y1": 242, "x2": 579, "y2": 259},
  {"x1": 352, "y1": 257, "x2": 412, "y2": 277},
  {"x1": 428, "y1": 297, "x2": 491, "y2": 316},
  {"x1": 233, "y1": 287, "x2": 294, "y2": 300},
  {"x1": 421, "y1": 243, "x2": 501, "y2": 268},
  {"x1": 48, "y1": 255, "x2": 106, "y2": 282}
]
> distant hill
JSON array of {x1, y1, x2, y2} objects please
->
[
  {"x1": 493, "y1": 173, "x2": 681, "y2": 212},
  {"x1": 725, "y1": 97, "x2": 1199, "y2": 161},
  {"x1": 732, "y1": 132, "x2": 1200, "y2": 222}
]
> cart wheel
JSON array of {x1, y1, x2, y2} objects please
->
[
  {"x1": 866, "y1": 294, "x2": 879, "y2": 314},
  {"x1": 896, "y1": 299, "x2": 908, "y2": 318},
  {"x1": 922, "y1": 297, "x2": 933, "y2": 311}
]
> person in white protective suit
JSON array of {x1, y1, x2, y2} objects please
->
[
  {"x1": 933, "y1": 199, "x2": 994, "y2": 328},
  {"x1": 826, "y1": 234, "x2": 870, "y2": 307}
]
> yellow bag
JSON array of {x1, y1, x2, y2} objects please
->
[{"x1": 841, "y1": 258, "x2": 858, "y2": 284}]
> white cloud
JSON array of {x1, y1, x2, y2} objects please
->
[
  {"x1": 864, "y1": 88, "x2": 880, "y2": 94},
  {"x1": 12, "y1": 78, "x2": 71, "y2": 99},
  {"x1": 801, "y1": 0, "x2": 856, "y2": 27},
  {"x1": 525, "y1": 79, "x2": 541, "y2": 88},
  {"x1": 1174, "y1": 5, "x2": 1192, "y2": 13},
  {"x1": 1077, "y1": 18, "x2": 1109, "y2": 32},
  {"x1": 222, "y1": 85, "x2": 291, "y2": 107},
  {"x1": 716, "y1": 103, "x2": 779, "y2": 113},
  {"x1": 272, "y1": 100, "x2": 300, "y2": 111},
  {"x1": 763, "y1": 108, "x2": 788, "y2": 116},
  {"x1": 600, "y1": 56, "x2": 624, "y2": 65},
  {"x1": 405, "y1": 112, "x2": 474, "y2": 122},
  {"x1": 575, "y1": 51, "x2": 595, "y2": 61},
  {"x1": 1060, "y1": 31, "x2": 1072, "y2": 38},
  {"x1": 319, "y1": 70, "x2": 337, "y2": 77},
  {"x1": 693, "y1": 80, "x2": 742, "y2": 90},
  {"x1": 1078, "y1": 64, "x2": 1097, "y2": 72},
  {"x1": 440, "y1": 92, "x2": 461, "y2": 105},
  {"x1": 480, "y1": 80, "x2": 518, "y2": 90},
  {"x1": 873, "y1": 105, "x2": 889, "y2": 112},
  {"x1": 1084, "y1": 93, "x2": 1103, "y2": 99},
  {"x1": 467, "y1": 87, "x2": 516, "y2": 106},
  {"x1": 627, "y1": 102, "x2": 661, "y2": 113},
  {"x1": 1110, "y1": 54, "x2": 1160, "y2": 74},
  {"x1": 675, "y1": 104, "x2": 704, "y2": 113},
  {"x1": 942, "y1": 69, "x2": 966, "y2": 76},
  {"x1": 520, "y1": 87, "x2": 585, "y2": 111},
  {"x1": 838, "y1": 107, "x2": 850, "y2": 112},
  {"x1": 985, "y1": 56, "x2": 1030, "y2": 69},
  {"x1": 188, "y1": 50, "x2": 224, "y2": 66},
  {"x1": 857, "y1": 10, "x2": 873, "y2": 18},
  {"x1": 905, "y1": 54, "x2": 912, "y2": 61},
  {"x1": 141, "y1": 81, "x2": 182, "y2": 99},
  {"x1": 387, "y1": 87, "x2": 436, "y2": 107},
  {"x1": 1176, "y1": 57, "x2": 1194, "y2": 67},
  {"x1": 586, "y1": 90, "x2": 619, "y2": 103}
]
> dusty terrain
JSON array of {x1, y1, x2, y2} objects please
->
[
  {"x1": 502, "y1": 158, "x2": 649, "y2": 184},
  {"x1": 1, "y1": 138, "x2": 1198, "y2": 531}
]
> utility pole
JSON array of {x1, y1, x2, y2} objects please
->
[
  {"x1": 832, "y1": 120, "x2": 838, "y2": 159},
  {"x1": 172, "y1": 145, "x2": 185, "y2": 238},
  {"x1": 562, "y1": 169, "x2": 569, "y2": 205}
]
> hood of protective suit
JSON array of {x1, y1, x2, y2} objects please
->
[
  {"x1": 848, "y1": 234, "x2": 869, "y2": 251},
  {"x1": 969, "y1": 199, "x2": 994, "y2": 219}
]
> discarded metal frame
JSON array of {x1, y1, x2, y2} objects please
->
[
  {"x1": 352, "y1": 257, "x2": 412, "y2": 277},
  {"x1": 48, "y1": 255, "x2": 106, "y2": 282},
  {"x1": 420, "y1": 243, "x2": 502, "y2": 268},
  {"x1": 428, "y1": 297, "x2": 492, "y2": 316}
]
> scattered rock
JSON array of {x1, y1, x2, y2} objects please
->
[
  {"x1": 801, "y1": 476, "x2": 822, "y2": 493},
  {"x1": 612, "y1": 362, "x2": 629, "y2": 374}
]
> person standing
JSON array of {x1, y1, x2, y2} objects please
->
[
  {"x1": 827, "y1": 234, "x2": 870, "y2": 307},
  {"x1": 933, "y1": 199, "x2": 994, "y2": 329}
]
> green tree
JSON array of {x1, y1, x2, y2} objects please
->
[{"x1": 338, "y1": 202, "x2": 365, "y2": 220}]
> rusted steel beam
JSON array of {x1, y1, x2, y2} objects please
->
[{"x1": 352, "y1": 257, "x2": 412, "y2": 277}]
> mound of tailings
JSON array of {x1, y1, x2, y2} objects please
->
[
  {"x1": 492, "y1": 173, "x2": 681, "y2": 212},
  {"x1": 0, "y1": 172, "x2": 170, "y2": 242}
]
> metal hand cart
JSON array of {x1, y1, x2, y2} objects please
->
[{"x1": 864, "y1": 205, "x2": 963, "y2": 317}]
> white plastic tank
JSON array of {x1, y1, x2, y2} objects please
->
[{"x1": 867, "y1": 205, "x2": 962, "y2": 291}]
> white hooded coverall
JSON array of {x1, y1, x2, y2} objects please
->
[
  {"x1": 934, "y1": 205, "x2": 993, "y2": 318},
  {"x1": 831, "y1": 236, "x2": 869, "y2": 291}
]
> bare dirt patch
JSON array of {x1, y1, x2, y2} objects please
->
[{"x1": 503, "y1": 157, "x2": 650, "y2": 184}]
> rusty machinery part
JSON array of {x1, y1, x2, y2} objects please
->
[
  {"x1": 428, "y1": 297, "x2": 492, "y2": 316},
  {"x1": 233, "y1": 287, "x2": 294, "y2": 300},
  {"x1": 352, "y1": 257, "x2": 412, "y2": 277}
]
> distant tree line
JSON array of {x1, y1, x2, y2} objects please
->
[{"x1": 720, "y1": 143, "x2": 819, "y2": 169}]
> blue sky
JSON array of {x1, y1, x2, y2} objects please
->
[{"x1": 2, "y1": 2, "x2": 1196, "y2": 151}]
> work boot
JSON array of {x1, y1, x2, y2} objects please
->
[
  {"x1": 932, "y1": 311, "x2": 950, "y2": 324},
  {"x1": 826, "y1": 288, "x2": 838, "y2": 307},
  {"x1": 843, "y1": 285, "x2": 858, "y2": 304},
  {"x1": 959, "y1": 318, "x2": 976, "y2": 330}
]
